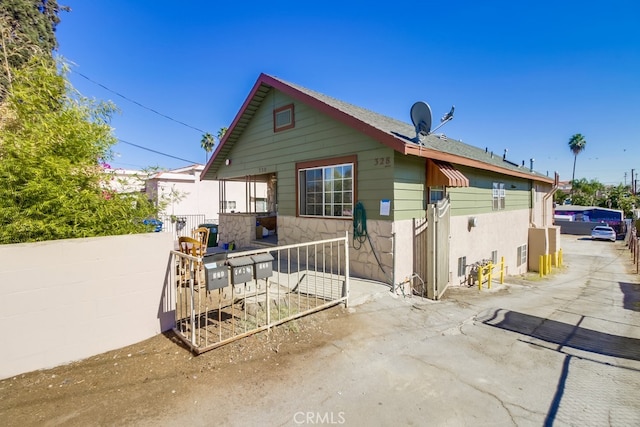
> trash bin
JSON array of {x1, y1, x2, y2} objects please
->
[{"x1": 199, "y1": 223, "x2": 218, "y2": 247}]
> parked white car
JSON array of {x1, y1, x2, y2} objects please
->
[{"x1": 591, "y1": 225, "x2": 616, "y2": 242}]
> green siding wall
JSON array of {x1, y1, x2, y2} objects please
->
[
  {"x1": 218, "y1": 89, "x2": 395, "y2": 219},
  {"x1": 216, "y1": 88, "x2": 536, "y2": 222},
  {"x1": 393, "y1": 153, "x2": 426, "y2": 220},
  {"x1": 449, "y1": 166, "x2": 532, "y2": 216}
]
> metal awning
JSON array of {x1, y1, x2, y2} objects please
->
[{"x1": 427, "y1": 159, "x2": 469, "y2": 187}]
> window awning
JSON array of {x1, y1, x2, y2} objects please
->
[{"x1": 427, "y1": 159, "x2": 469, "y2": 187}]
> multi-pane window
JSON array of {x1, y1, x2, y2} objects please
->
[
  {"x1": 517, "y1": 244, "x2": 527, "y2": 267},
  {"x1": 298, "y1": 163, "x2": 353, "y2": 218},
  {"x1": 492, "y1": 182, "x2": 505, "y2": 210},
  {"x1": 223, "y1": 201, "x2": 236, "y2": 210}
]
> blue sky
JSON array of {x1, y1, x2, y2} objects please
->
[{"x1": 55, "y1": 1, "x2": 640, "y2": 185}]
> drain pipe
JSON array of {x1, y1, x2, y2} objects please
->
[
  {"x1": 392, "y1": 232, "x2": 396, "y2": 291},
  {"x1": 542, "y1": 172, "x2": 560, "y2": 227}
]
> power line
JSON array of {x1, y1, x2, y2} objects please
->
[
  {"x1": 118, "y1": 139, "x2": 198, "y2": 164},
  {"x1": 72, "y1": 70, "x2": 209, "y2": 135}
]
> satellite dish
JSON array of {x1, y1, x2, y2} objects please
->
[{"x1": 410, "y1": 101, "x2": 432, "y2": 137}]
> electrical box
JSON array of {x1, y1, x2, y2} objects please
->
[
  {"x1": 227, "y1": 256, "x2": 254, "y2": 285},
  {"x1": 203, "y1": 253, "x2": 228, "y2": 290},
  {"x1": 252, "y1": 253, "x2": 274, "y2": 280}
]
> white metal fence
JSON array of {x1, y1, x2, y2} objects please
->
[
  {"x1": 170, "y1": 233, "x2": 350, "y2": 354},
  {"x1": 159, "y1": 214, "x2": 206, "y2": 238}
]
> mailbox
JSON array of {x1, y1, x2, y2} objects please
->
[
  {"x1": 203, "y1": 253, "x2": 228, "y2": 290},
  {"x1": 251, "y1": 253, "x2": 274, "y2": 280},
  {"x1": 227, "y1": 256, "x2": 254, "y2": 285}
]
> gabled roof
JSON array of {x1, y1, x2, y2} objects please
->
[
  {"x1": 202, "y1": 73, "x2": 554, "y2": 184},
  {"x1": 149, "y1": 164, "x2": 203, "y2": 182}
]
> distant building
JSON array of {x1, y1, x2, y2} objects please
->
[
  {"x1": 554, "y1": 205, "x2": 625, "y2": 236},
  {"x1": 108, "y1": 165, "x2": 267, "y2": 236}
]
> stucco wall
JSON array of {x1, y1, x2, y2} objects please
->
[
  {"x1": 391, "y1": 219, "x2": 417, "y2": 284},
  {"x1": 449, "y1": 209, "x2": 531, "y2": 284},
  {"x1": 0, "y1": 232, "x2": 175, "y2": 379}
]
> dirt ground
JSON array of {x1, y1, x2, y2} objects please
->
[{"x1": 0, "y1": 305, "x2": 354, "y2": 426}]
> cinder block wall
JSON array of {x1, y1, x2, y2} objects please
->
[{"x1": 0, "y1": 232, "x2": 175, "y2": 379}]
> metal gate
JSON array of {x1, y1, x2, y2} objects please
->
[
  {"x1": 427, "y1": 196, "x2": 451, "y2": 299},
  {"x1": 170, "y1": 233, "x2": 350, "y2": 354},
  {"x1": 414, "y1": 197, "x2": 451, "y2": 300}
]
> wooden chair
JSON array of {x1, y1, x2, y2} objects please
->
[
  {"x1": 178, "y1": 236, "x2": 206, "y2": 257},
  {"x1": 192, "y1": 227, "x2": 210, "y2": 252},
  {"x1": 177, "y1": 236, "x2": 206, "y2": 288}
]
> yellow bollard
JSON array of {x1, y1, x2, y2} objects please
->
[
  {"x1": 558, "y1": 248, "x2": 563, "y2": 266},
  {"x1": 539, "y1": 255, "x2": 544, "y2": 277},
  {"x1": 500, "y1": 256, "x2": 505, "y2": 284},
  {"x1": 488, "y1": 263, "x2": 493, "y2": 289},
  {"x1": 478, "y1": 267, "x2": 484, "y2": 290},
  {"x1": 547, "y1": 253, "x2": 551, "y2": 273}
]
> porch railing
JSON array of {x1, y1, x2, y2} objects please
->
[
  {"x1": 159, "y1": 214, "x2": 206, "y2": 238},
  {"x1": 170, "y1": 232, "x2": 350, "y2": 354}
]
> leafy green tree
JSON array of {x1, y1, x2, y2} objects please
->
[
  {"x1": 0, "y1": 0, "x2": 69, "y2": 99},
  {"x1": 0, "y1": 56, "x2": 158, "y2": 244},
  {"x1": 567, "y1": 133, "x2": 586, "y2": 193},
  {"x1": 598, "y1": 184, "x2": 639, "y2": 218},
  {"x1": 554, "y1": 189, "x2": 569, "y2": 205},
  {"x1": 569, "y1": 178, "x2": 603, "y2": 207}
]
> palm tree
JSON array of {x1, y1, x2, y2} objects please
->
[
  {"x1": 217, "y1": 127, "x2": 228, "y2": 143},
  {"x1": 568, "y1": 133, "x2": 586, "y2": 197},
  {"x1": 200, "y1": 133, "x2": 214, "y2": 162}
]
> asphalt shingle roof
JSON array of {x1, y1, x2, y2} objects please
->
[{"x1": 202, "y1": 73, "x2": 554, "y2": 184}]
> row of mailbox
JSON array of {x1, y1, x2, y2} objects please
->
[{"x1": 200, "y1": 253, "x2": 275, "y2": 291}]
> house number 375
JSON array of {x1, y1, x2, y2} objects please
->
[{"x1": 374, "y1": 157, "x2": 391, "y2": 166}]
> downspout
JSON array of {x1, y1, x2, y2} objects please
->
[{"x1": 542, "y1": 172, "x2": 560, "y2": 227}]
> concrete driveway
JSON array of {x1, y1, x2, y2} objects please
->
[{"x1": 151, "y1": 235, "x2": 640, "y2": 426}]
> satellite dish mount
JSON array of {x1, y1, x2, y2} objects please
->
[
  {"x1": 410, "y1": 101, "x2": 432, "y2": 142},
  {"x1": 410, "y1": 101, "x2": 455, "y2": 143}
]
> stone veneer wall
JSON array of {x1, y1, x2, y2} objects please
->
[
  {"x1": 218, "y1": 213, "x2": 255, "y2": 248},
  {"x1": 277, "y1": 215, "x2": 394, "y2": 285}
]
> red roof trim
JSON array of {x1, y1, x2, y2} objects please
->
[{"x1": 201, "y1": 74, "x2": 273, "y2": 179}]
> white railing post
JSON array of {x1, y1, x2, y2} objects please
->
[{"x1": 344, "y1": 230, "x2": 350, "y2": 307}]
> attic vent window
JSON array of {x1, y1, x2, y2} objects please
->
[{"x1": 273, "y1": 104, "x2": 295, "y2": 132}]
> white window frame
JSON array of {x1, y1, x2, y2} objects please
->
[
  {"x1": 457, "y1": 256, "x2": 467, "y2": 277},
  {"x1": 493, "y1": 182, "x2": 505, "y2": 210},
  {"x1": 273, "y1": 104, "x2": 295, "y2": 132},
  {"x1": 298, "y1": 161, "x2": 354, "y2": 218},
  {"x1": 517, "y1": 244, "x2": 527, "y2": 267}
]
